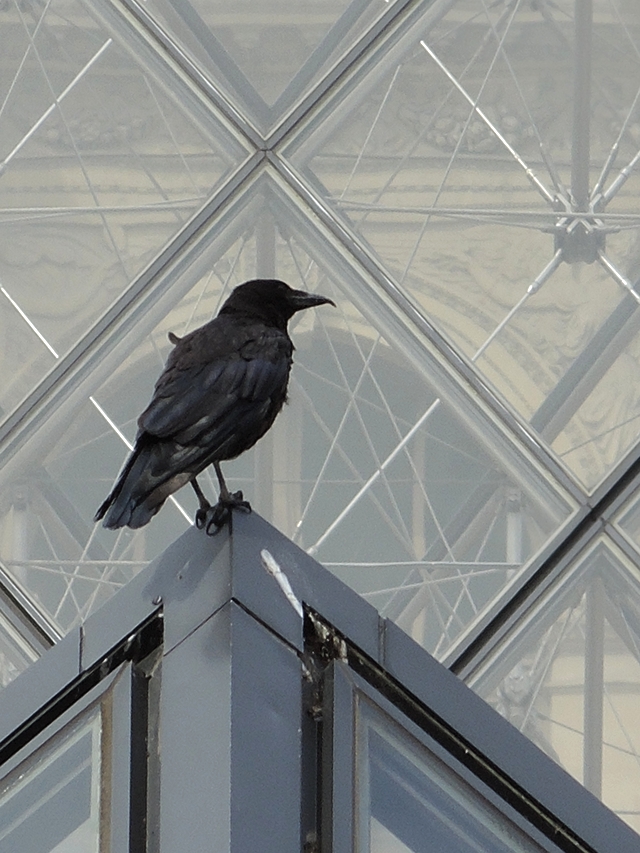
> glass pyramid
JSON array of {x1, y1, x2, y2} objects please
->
[{"x1": 2, "y1": 0, "x2": 640, "y2": 833}]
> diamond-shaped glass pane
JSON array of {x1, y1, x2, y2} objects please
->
[
  {"x1": 289, "y1": 0, "x2": 640, "y2": 492},
  {"x1": 614, "y1": 488, "x2": 640, "y2": 554},
  {"x1": 0, "y1": 178, "x2": 572, "y2": 647},
  {"x1": 0, "y1": 608, "x2": 41, "y2": 689},
  {"x1": 472, "y1": 538, "x2": 640, "y2": 834},
  {"x1": 0, "y1": 0, "x2": 247, "y2": 424},
  {"x1": 137, "y1": 0, "x2": 396, "y2": 132}
]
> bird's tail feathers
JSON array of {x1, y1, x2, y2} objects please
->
[{"x1": 94, "y1": 441, "x2": 159, "y2": 529}]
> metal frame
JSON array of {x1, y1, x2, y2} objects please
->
[
  {"x1": 267, "y1": 153, "x2": 583, "y2": 501},
  {"x1": 0, "y1": 662, "x2": 135, "y2": 853},
  {"x1": 0, "y1": 150, "x2": 265, "y2": 462},
  {"x1": 324, "y1": 661, "x2": 579, "y2": 853},
  {"x1": 4, "y1": 0, "x2": 640, "y2": 677},
  {"x1": 0, "y1": 512, "x2": 635, "y2": 851},
  {"x1": 450, "y1": 454, "x2": 640, "y2": 677}
]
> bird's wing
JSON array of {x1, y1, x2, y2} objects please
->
[{"x1": 137, "y1": 320, "x2": 293, "y2": 446}]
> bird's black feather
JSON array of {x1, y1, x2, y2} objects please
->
[{"x1": 95, "y1": 279, "x2": 334, "y2": 530}]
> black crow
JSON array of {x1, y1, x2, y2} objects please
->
[{"x1": 95, "y1": 279, "x2": 334, "y2": 534}]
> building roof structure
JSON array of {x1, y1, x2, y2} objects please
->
[{"x1": 1, "y1": 0, "x2": 640, "y2": 836}]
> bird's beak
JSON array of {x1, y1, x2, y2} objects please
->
[{"x1": 288, "y1": 289, "x2": 336, "y2": 311}]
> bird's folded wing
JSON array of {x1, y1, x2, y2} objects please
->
[{"x1": 138, "y1": 333, "x2": 292, "y2": 443}]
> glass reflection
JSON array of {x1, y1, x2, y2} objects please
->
[
  {"x1": 358, "y1": 697, "x2": 551, "y2": 853},
  {"x1": 136, "y1": 0, "x2": 393, "y2": 130},
  {"x1": 0, "y1": 188, "x2": 570, "y2": 649},
  {"x1": 291, "y1": 0, "x2": 640, "y2": 491},
  {"x1": 472, "y1": 538, "x2": 640, "y2": 833},
  {"x1": 0, "y1": 609, "x2": 41, "y2": 689},
  {"x1": 0, "y1": 707, "x2": 102, "y2": 853},
  {"x1": 0, "y1": 0, "x2": 245, "y2": 423},
  {"x1": 615, "y1": 489, "x2": 640, "y2": 554}
]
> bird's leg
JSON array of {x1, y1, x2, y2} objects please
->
[
  {"x1": 214, "y1": 460, "x2": 236, "y2": 504},
  {"x1": 214, "y1": 461, "x2": 251, "y2": 507},
  {"x1": 191, "y1": 477, "x2": 212, "y2": 530},
  {"x1": 199, "y1": 462, "x2": 251, "y2": 535}
]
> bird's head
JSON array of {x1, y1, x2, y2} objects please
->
[{"x1": 221, "y1": 279, "x2": 335, "y2": 326}]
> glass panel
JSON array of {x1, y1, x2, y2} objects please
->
[
  {"x1": 357, "y1": 696, "x2": 554, "y2": 853},
  {"x1": 290, "y1": 0, "x2": 640, "y2": 492},
  {"x1": 0, "y1": 608, "x2": 41, "y2": 688},
  {"x1": 138, "y1": 0, "x2": 395, "y2": 131},
  {"x1": 472, "y1": 537, "x2": 640, "y2": 833},
  {"x1": 0, "y1": 706, "x2": 102, "y2": 853},
  {"x1": 0, "y1": 0, "x2": 247, "y2": 423},
  {"x1": 614, "y1": 490, "x2": 640, "y2": 553},
  {"x1": 0, "y1": 181, "x2": 571, "y2": 643}
]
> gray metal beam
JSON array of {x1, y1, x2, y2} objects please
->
[
  {"x1": 571, "y1": 0, "x2": 593, "y2": 211},
  {"x1": 0, "y1": 512, "x2": 636, "y2": 851}
]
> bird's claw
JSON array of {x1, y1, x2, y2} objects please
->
[
  {"x1": 228, "y1": 489, "x2": 251, "y2": 511},
  {"x1": 196, "y1": 491, "x2": 252, "y2": 536}
]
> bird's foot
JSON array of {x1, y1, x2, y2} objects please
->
[
  {"x1": 197, "y1": 490, "x2": 251, "y2": 535},
  {"x1": 195, "y1": 504, "x2": 211, "y2": 530}
]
